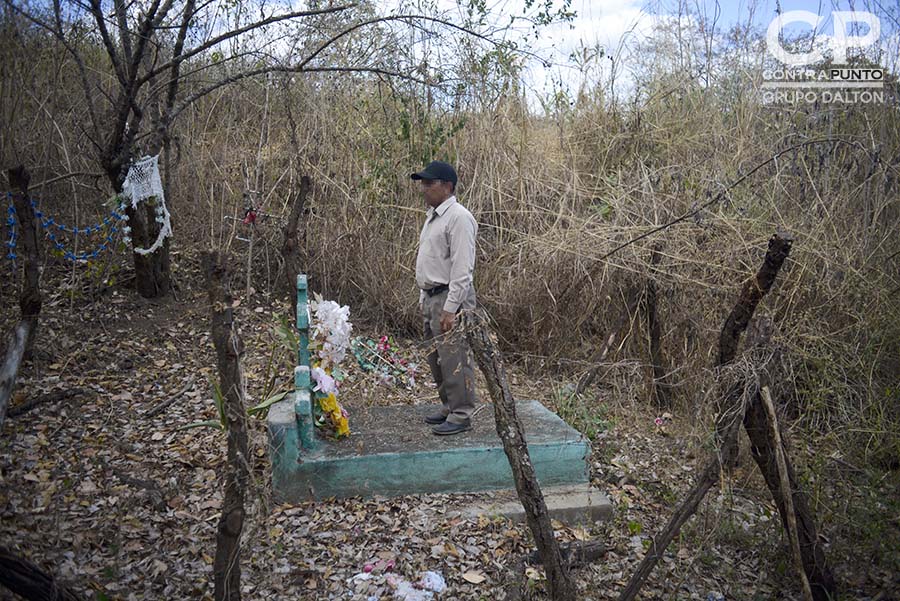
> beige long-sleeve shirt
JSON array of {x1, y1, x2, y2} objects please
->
[{"x1": 415, "y1": 196, "x2": 477, "y2": 313}]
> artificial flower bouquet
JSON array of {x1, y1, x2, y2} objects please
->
[
  {"x1": 350, "y1": 335, "x2": 419, "y2": 389},
  {"x1": 308, "y1": 294, "x2": 352, "y2": 438}
]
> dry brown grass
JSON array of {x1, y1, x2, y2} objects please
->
[{"x1": 2, "y1": 21, "x2": 899, "y2": 471}]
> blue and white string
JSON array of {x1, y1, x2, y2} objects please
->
[{"x1": 4, "y1": 193, "x2": 128, "y2": 263}]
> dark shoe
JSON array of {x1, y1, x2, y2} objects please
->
[
  {"x1": 432, "y1": 420, "x2": 472, "y2": 436},
  {"x1": 424, "y1": 411, "x2": 448, "y2": 425}
]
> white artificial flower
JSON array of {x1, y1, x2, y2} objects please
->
[
  {"x1": 310, "y1": 295, "x2": 353, "y2": 370},
  {"x1": 310, "y1": 366, "x2": 338, "y2": 395}
]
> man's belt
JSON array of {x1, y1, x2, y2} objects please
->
[{"x1": 424, "y1": 284, "x2": 449, "y2": 297}]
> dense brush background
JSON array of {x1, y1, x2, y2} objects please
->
[{"x1": 2, "y1": 1, "x2": 899, "y2": 483}]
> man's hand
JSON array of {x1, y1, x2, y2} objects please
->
[{"x1": 440, "y1": 310, "x2": 456, "y2": 333}]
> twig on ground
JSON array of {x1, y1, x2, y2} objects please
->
[
  {"x1": 145, "y1": 374, "x2": 198, "y2": 417},
  {"x1": 7, "y1": 388, "x2": 87, "y2": 418}
]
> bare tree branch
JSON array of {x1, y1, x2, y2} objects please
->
[
  {"x1": 114, "y1": 0, "x2": 133, "y2": 65},
  {"x1": 295, "y1": 14, "x2": 504, "y2": 72},
  {"x1": 90, "y1": 0, "x2": 127, "y2": 84},
  {"x1": 140, "y1": 3, "x2": 359, "y2": 83},
  {"x1": 540, "y1": 137, "x2": 878, "y2": 338},
  {"x1": 148, "y1": 0, "x2": 196, "y2": 153},
  {"x1": 3, "y1": 0, "x2": 103, "y2": 142},
  {"x1": 170, "y1": 65, "x2": 425, "y2": 120}
]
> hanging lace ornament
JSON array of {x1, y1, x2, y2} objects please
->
[
  {"x1": 122, "y1": 155, "x2": 164, "y2": 207},
  {"x1": 121, "y1": 155, "x2": 172, "y2": 255}
]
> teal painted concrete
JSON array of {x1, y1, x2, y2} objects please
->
[
  {"x1": 293, "y1": 367, "x2": 316, "y2": 451},
  {"x1": 268, "y1": 398, "x2": 591, "y2": 502},
  {"x1": 293, "y1": 277, "x2": 315, "y2": 451},
  {"x1": 296, "y1": 275, "x2": 310, "y2": 368},
  {"x1": 268, "y1": 273, "x2": 590, "y2": 502}
]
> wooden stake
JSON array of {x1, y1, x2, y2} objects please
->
[
  {"x1": 1, "y1": 166, "x2": 42, "y2": 429},
  {"x1": 619, "y1": 232, "x2": 794, "y2": 601},
  {"x1": 203, "y1": 251, "x2": 249, "y2": 601},
  {"x1": 760, "y1": 386, "x2": 814, "y2": 601},
  {"x1": 465, "y1": 312, "x2": 576, "y2": 601}
]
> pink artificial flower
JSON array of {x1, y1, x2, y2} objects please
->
[{"x1": 654, "y1": 417, "x2": 664, "y2": 426}]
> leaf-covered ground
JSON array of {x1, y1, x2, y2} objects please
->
[{"x1": 1, "y1": 259, "x2": 898, "y2": 600}]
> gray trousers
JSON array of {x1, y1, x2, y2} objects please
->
[{"x1": 422, "y1": 288, "x2": 477, "y2": 424}]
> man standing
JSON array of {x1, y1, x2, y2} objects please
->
[{"x1": 412, "y1": 160, "x2": 478, "y2": 436}]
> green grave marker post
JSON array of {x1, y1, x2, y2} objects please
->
[{"x1": 294, "y1": 275, "x2": 316, "y2": 451}]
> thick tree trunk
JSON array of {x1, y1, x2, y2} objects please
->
[
  {"x1": 203, "y1": 251, "x2": 248, "y2": 601},
  {"x1": 1, "y1": 167, "x2": 42, "y2": 429},
  {"x1": 619, "y1": 233, "x2": 794, "y2": 601},
  {"x1": 128, "y1": 201, "x2": 172, "y2": 298},
  {"x1": 465, "y1": 312, "x2": 576, "y2": 601},
  {"x1": 104, "y1": 160, "x2": 172, "y2": 299},
  {"x1": 0, "y1": 546, "x2": 83, "y2": 601}
]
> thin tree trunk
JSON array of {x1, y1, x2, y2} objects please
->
[
  {"x1": 576, "y1": 284, "x2": 643, "y2": 396},
  {"x1": 760, "y1": 386, "x2": 815, "y2": 601},
  {"x1": 282, "y1": 175, "x2": 311, "y2": 313},
  {"x1": 645, "y1": 246, "x2": 672, "y2": 407},
  {"x1": 9, "y1": 167, "x2": 41, "y2": 347},
  {"x1": 465, "y1": 312, "x2": 576, "y2": 601},
  {"x1": 575, "y1": 332, "x2": 616, "y2": 396},
  {"x1": 203, "y1": 251, "x2": 248, "y2": 601},
  {"x1": 281, "y1": 175, "x2": 311, "y2": 256},
  {"x1": 0, "y1": 546, "x2": 83, "y2": 601},
  {"x1": 1, "y1": 167, "x2": 42, "y2": 429},
  {"x1": 619, "y1": 232, "x2": 794, "y2": 601},
  {"x1": 744, "y1": 389, "x2": 836, "y2": 600},
  {"x1": 619, "y1": 459, "x2": 720, "y2": 601}
]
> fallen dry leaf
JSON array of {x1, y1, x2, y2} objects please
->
[{"x1": 462, "y1": 571, "x2": 486, "y2": 584}]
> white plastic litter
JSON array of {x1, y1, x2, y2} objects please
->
[
  {"x1": 394, "y1": 582, "x2": 433, "y2": 601},
  {"x1": 419, "y1": 571, "x2": 446, "y2": 593}
]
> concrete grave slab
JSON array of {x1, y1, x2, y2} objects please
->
[
  {"x1": 268, "y1": 398, "x2": 591, "y2": 502},
  {"x1": 449, "y1": 483, "x2": 612, "y2": 525},
  {"x1": 268, "y1": 274, "x2": 597, "y2": 504}
]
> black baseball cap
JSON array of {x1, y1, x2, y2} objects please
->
[{"x1": 410, "y1": 161, "x2": 457, "y2": 187}]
